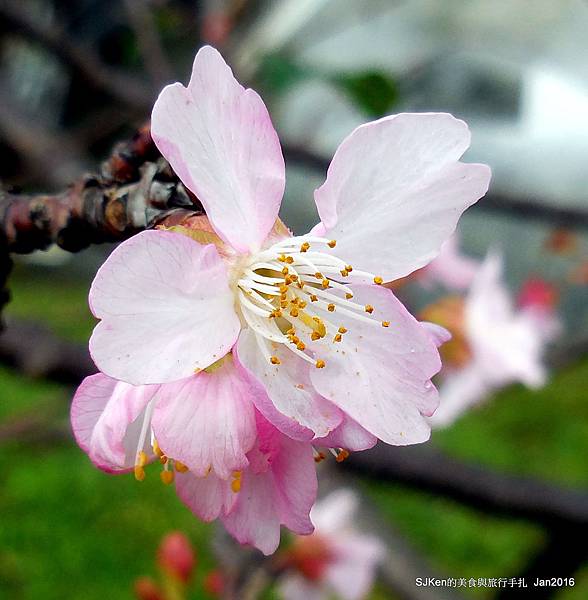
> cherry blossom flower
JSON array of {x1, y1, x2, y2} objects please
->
[
  {"x1": 71, "y1": 369, "x2": 317, "y2": 555},
  {"x1": 426, "y1": 253, "x2": 559, "y2": 428},
  {"x1": 72, "y1": 44, "x2": 490, "y2": 552},
  {"x1": 88, "y1": 44, "x2": 490, "y2": 445},
  {"x1": 279, "y1": 489, "x2": 385, "y2": 600}
]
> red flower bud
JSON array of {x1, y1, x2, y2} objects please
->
[
  {"x1": 157, "y1": 531, "x2": 196, "y2": 583},
  {"x1": 203, "y1": 570, "x2": 225, "y2": 597},
  {"x1": 134, "y1": 577, "x2": 164, "y2": 600}
]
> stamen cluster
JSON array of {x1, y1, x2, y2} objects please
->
[{"x1": 236, "y1": 236, "x2": 387, "y2": 369}]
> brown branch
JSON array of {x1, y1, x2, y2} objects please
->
[
  {"x1": 0, "y1": 126, "x2": 200, "y2": 254},
  {"x1": 0, "y1": 124, "x2": 202, "y2": 321},
  {"x1": 0, "y1": 0, "x2": 153, "y2": 111},
  {"x1": 342, "y1": 444, "x2": 588, "y2": 528}
]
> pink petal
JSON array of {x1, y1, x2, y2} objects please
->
[
  {"x1": 222, "y1": 415, "x2": 317, "y2": 555},
  {"x1": 314, "y1": 113, "x2": 491, "y2": 281},
  {"x1": 270, "y1": 431, "x2": 317, "y2": 536},
  {"x1": 326, "y1": 536, "x2": 386, "y2": 600},
  {"x1": 466, "y1": 253, "x2": 548, "y2": 389},
  {"x1": 151, "y1": 45, "x2": 285, "y2": 253},
  {"x1": 421, "y1": 321, "x2": 452, "y2": 348},
  {"x1": 175, "y1": 471, "x2": 236, "y2": 522},
  {"x1": 89, "y1": 230, "x2": 240, "y2": 385},
  {"x1": 221, "y1": 469, "x2": 282, "y2": 555},
  {"x1": 316, "y1": 415, "x2": 377, "y2": 452},
  {"x1": 310, "y1": 488, "x2": 359, "y2": 533},
  {"x1": 235, "y1": 328, "x2": 342, "y2": 440},
  {"x1": 151, "y1": 360, "x2": 256, "y2": 479},
  {"x1": 310, "y1": 285, "x2": 440, "y2": 445},
  {"x1": 70, "y1": 373, "x2": 158, "y2": 472}
]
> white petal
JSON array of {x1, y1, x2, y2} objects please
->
[
  {"x1": 89, "y1": 230, "x2": 240, "y2": 385},
  {"x1": 310, "y1": 285, "x2": 440, "y2": 445},
  {"x1": 314, "y1": 113, "x2": 491, "y2": 281},
  {"x1": 235, "y1": 328, "x2": 342, "y2": 439},
  {"x1": 151, "y1": 45, "x2": 285, "y2": 253}
]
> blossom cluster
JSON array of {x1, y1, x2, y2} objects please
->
[
  {"x1": 420, "y1": 238, "x2": 560, "y2": 426},
  {"x1": 71, "y1": 45, "x2": 490, "y2": 554}
]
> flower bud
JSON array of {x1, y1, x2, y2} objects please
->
[
  {"x1": 134, "y1": 577, "x2": 164, "y2": 600},
  {"x1": 157, "y1": 531, "x2": 196, "y2": 583}
]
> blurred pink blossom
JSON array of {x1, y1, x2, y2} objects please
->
[
  {"x1": 419, "y1": 234, "x2": 480, "y2": 290},
  {"x1": 428, "y1": 254, "x2": 560, "y2": 427},
  {"x1": 279, "y1": 489, "x2": 385, "y2": 600}
]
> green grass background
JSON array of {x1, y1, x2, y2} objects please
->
[{"x1": 1, "y1": 262, "x2": 587, "y2": 599}]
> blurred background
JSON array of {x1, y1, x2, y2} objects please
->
[{"x1": 1, "y1": 0, "x2": 588, "y2": 598}]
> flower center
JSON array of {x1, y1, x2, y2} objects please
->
[{"x1": 236, "y1": 235, "x2": 388, "y2": 368}]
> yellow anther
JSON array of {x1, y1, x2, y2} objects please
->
[
  {"x1": 280, "y1": 300, "x2": 288, "y2": 308},
  {"x1": 314, "y1": 452, "x2": 326, "y2": 463},
  {"x1": 328, "y1": 240, "x2": 337, "y2": 248},
  {"x1": 327, "y1": 303, "x2": 336, "y2": 312},
  {"x1": 153, "y1": 440, "x2": 164, "y2": 458},
  {"x1": 298, "y1": 300, "x2": 307, "y2": 309},
  {"x1": 160, "y1": 470, "x2": 175, "y2": 485},
  {"x1": 278, "y1": 254, "x2": 287, "y2": 262},
  {"x1": 286, "y1": 327, "x2": 296, "y2": 335},
  {"x1": 322, "y1": 279, "x2": 329, "y2": 288},
  {"x1": 374, "y1": 276, "x2": 383, "y2": 285},
  {"x1": 338, "y1": 326, "x2": 348, "y2": 334},
  {"x1": 310, "y1": 294, "x2": 318, "y2": 302},
  {"x1": 340, "y1": 269, "x2": 349, "y2": 277},
  {"x1": 334, "y1": 333, "x2": 342, "y2": 342},
  {"x1": 285, "y1": 256, "x2": 294, "y2": 264},
  {"x1": 159, "y1": 455, "x2": 168, "y2": 465},
  {"x1": 291, "y1": 297, "x2": 299, "y2": 305},
  {"x1": 137, "y1": 451, "x2": 149, "y2": 467},
  {"x1": 300, "y1": 242, "x2": 310, "y2": 252},
  {"x1": 279, "y1": 284, "x2": 288, "y2": 294},
  {"x1": 345, "y1": 292, "x2": 354, "y2": 299},
  {"x1": 314, "y1": 272, "x2": 323, "y2": 279},
  {"x1": 365, "y1": 305, "x2": 374, "y2": 314},
  {"x1": 231, "y1": 471, "x2": 242, "y2": 493},
  {"x1": 281, "y1": 267, "x2": 289, "y2": 275},
  {"x1": 290, "y1": 274, "x2": 299, "y2": 282},
  {"x1": 382, "y1": 321, "x2": 390, "y2": 327},
  {"x1": 315, "y1": 359, "x2": 326, "y2": 369},
  {"x1": 291, "y1": 336, "x2": 300, "y2": 344},
  {"x1": 345, "y1": 265, "x2": 353, "y2": 272},
  {"x1": 270, "y1": 356, "x2": 281, "y2": 365},
  {"x1": 311, "y1": 332, "x2": 321, "y2": 341},
  {"x1": 134, "y1": 466, "x2": 146, "y2": 482},
  {"x1": 284, "y1": 275, "x2": 293, "y2": 285},
  {"x1": 299, "y1": 313, "x2": 326, "y2": 338},
  {"x1": 175, "y1": 461, "x2": 189, "y2": 473},
  {"x1": 296, "y1": 341, "x2": 306, "y2": 351},
  {"x1": 290, "y1": 308, "x2": 299, "y2": 317},
  {"x1": 335, "y1": 449, "x2": 350, "y2": 463}
]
